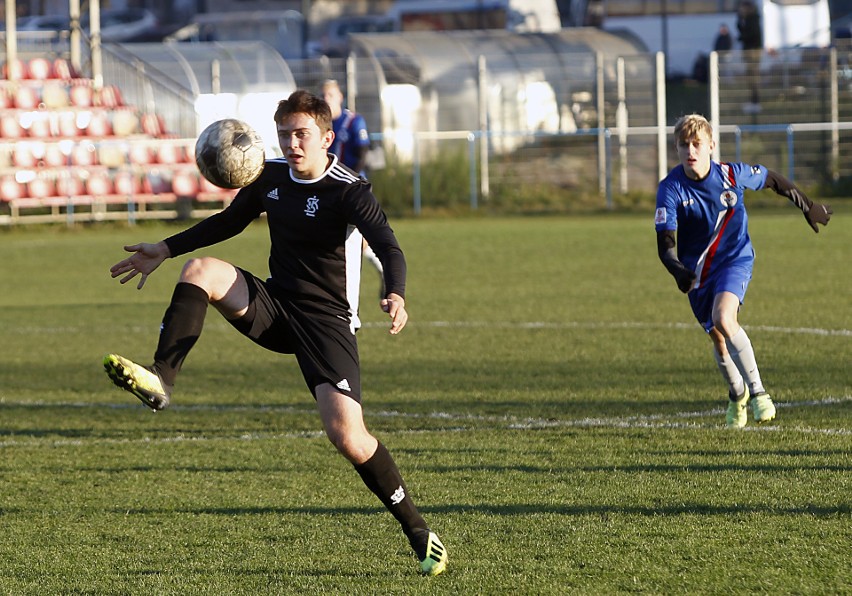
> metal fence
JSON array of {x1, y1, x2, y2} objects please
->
[{"x1": 4, "y1": 33, "x2": 852, "y2": 221}]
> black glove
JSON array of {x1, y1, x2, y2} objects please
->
[
  {"x1": 804, "y1": 202, "x2": 832, "y2": 233},
  {"x1": 674, "y1": 269, "x2": 697, "y2": 294}
]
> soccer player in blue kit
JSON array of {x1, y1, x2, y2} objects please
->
[
  {"x1": 102, "y1": 90, "x2": 447, "y2": 575},
  {"x1": 655, "y1": 114, "x2": 832, "y2": 427}
]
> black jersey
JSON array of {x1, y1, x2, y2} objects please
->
[{"x1": 164, "y1": 155, "x2": 406, "y2": 322}]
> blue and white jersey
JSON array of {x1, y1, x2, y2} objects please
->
[{"x1": 655, "y1": 161, "x2": 767, "y2": 288}]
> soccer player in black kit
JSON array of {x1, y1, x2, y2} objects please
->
[{"x1": 103, "y1": 90, "x2": 448, "y2": 576}]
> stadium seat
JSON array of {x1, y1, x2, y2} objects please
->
[
  {"x1": 95, "y1": 85, "x2": 123, "y2": 108},
  {"x1": 71, "y1": 141, "x2": 98, "y2": 166},
  {"x1": 85, "y1": 111, "x2": 112, "y2": 137},
  {"x1": 25, "y1": 112, "x2": 52, "y2": 138},
  {"x1": 52, "y1": 58, "x2": 77, "y2": 80},
  {"x1": 41, "y1": 82, "x2": 70, "y2": 109},
  {"x1": 0, "y1": 175, "x2": 27, "y2": 201},
  {"x1": 143, "y1": 170, "x2": 173, "y2": 194},
  {"x1": 140, "y1": 112, "x2": 166, "y2": 137},
  {"x1": 43, "y1": 143, "x2": 69, "y2": 167},
  {"x1": 128, "y1": 143, "x2": 154, "y2": 166},
  {"x1": 56, "y1": 111, "x2": 80, "y2": 137},
  {"x1": 98, "y1": 143, "x2": 126, "y2": 168},
  {"x1": 155, "y1": 142, "x2": 183, "y2": 164},
  {"x1": 27, "y1": 176, "x2": 57, "y2": 199},
  {"x1": 27, "y1": 58, "x2": 53, "y2": 81},
  {"x1": 14, "y1": 85, "x2": 40, "y2": 109},
  {"x1": 85, "y1": 171, "x2": 114, "y2": 196},
  {"x1": 0, "y1": 113, "x2": 25, "y2": 138},
  {"x1": 56, "y1": 173, "x2": 85, "y2": 197},
  {"x1": 13, "y1": 142, "x2": 41, "y2": 168},
  {"x1": 113, "y1": 171, "x2": 142, "y2": 195},
  {"x1": 112, "y1": 109, "x2": 139, "y2": 136},
  {"x1": 171, "y1": 169, "x2": 200, "y2": 196},
  {"x1": 69, "y1": 84, "x2": 93, "y2": 108},
  {"x1": 2, "y1": 59, "x2": 27, "y2": 80}
]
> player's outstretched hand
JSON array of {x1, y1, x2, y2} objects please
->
[
  {"x1": 805, "y1": 202, "x2": 832, "y2": 233},
  {"x1": 110, "y1": 241, "x2": 170, "y2": 289},
  {"x1": 381, "y1": 293, "x2": 408, "y2": 335},
  {"x1": 675, "y1": 270, "x2": 697, "y2": 294}
]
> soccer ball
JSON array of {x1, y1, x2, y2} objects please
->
[{"x1": 194, "y1": 119, "x2": 265, "y2": 189}]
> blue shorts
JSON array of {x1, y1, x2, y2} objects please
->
[{"x1": 688, "y1": 262, "x2": 753, "y2": 333}]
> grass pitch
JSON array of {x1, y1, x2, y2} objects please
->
[{"x1": 0, "y1": 208, "x2": 850, "y2": 594}]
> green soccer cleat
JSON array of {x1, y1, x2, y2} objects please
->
[
  {"x1": 103, "y1": 354, "x2": 170, "y2": 411},
  {"x1": 410, "y1": 529, "x2": 448, "y2": 576},
  {"x1": 726, "y1": 386, "x2": 749, "y2": 428},
  {"x1": 751, "y1": 393, "x2": 776, "y2": 424}
]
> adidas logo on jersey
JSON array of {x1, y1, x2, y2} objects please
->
[
  {"x1": 336, "y1": 379, "x2": 351, "y2": 392},
  {"x1": 267, "y1": 188, "x2": 279, "y2": 200}
]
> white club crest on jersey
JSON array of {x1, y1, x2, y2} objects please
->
[
  {"x1": 305, "y1": 196, "x2": 319, "y2": 217},
  {"x1": 720, "y1": 190, "x2": 738, "y2": 208}
]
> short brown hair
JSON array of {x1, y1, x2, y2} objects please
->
[
  {"x1": 273, "y1": 89, "x2": 332, "y2": 133},
  {"x1": 673, "y1": 114, "x2": 713, "y2": 145}
]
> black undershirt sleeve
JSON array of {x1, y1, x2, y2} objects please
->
[
  {"x1": 657, "y1": 229, "x2": 696, "y2": 293},
  {"x1": 763, "y1": 169, "x2": 812, "y2": 213}
]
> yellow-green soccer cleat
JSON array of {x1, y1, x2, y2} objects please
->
[
  {"x1": 412, "y1": 530, "x2": 447, "y2": 576},
  {"x1": 103, "y1": 354, "x2": 170, "y2": 411},
  {"x1": 725, "y1": 386, "x2": 749, "y2": 428},
  {"x1": 751, "y1": 393, "x2": 776, "y2": 424}
]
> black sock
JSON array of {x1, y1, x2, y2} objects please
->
[
  {"x1": 153, "y1": 282, "x2": 208, "y2": 387},
  {"x1": 354, "y1": 442, "x2": 427, "y2": 538}
]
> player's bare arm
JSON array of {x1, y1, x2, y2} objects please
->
[
  {"x1": 657, "y1": 230, "x2": 697, "y2": 293},
  {"x1": 381, "y1": 293, "x2": 408, "y2": 335},
  {"x1": 763, "y1": 169, "x2": 832, "y2": 233},
  {"x1": 109, "y1": 241, "x2": 172, "y2": 289}
]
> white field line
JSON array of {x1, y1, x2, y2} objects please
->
[
  {"x1": 1, "y1": 396, "x2": 850, "y2": 447},
  {"x1": 5, "y1": 320, "x2": 852, "y2": 337}
]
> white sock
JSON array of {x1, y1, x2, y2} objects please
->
[
  {"x1": 725, "y1": 328, "x2": 766, "y2": 396},
  {"x1": 713, "y1": 347, "x2": 745, "y2": 399}
]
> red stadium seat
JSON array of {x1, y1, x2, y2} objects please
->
[
  {"x1": 43, "y1": 143, "x2": 69, "y2": 167},
  {"x1": 71, "y1": 140, "x2": 98, "y2": 166},
  {"x1": 27, "y1": 58, "x2": 53, "y2": 81},
  {"x1": 2, "y1": 59, "x2": 27, "y2": 80},
  {"x1": 95, "y1": 85, "x2": 123, "y2": 108},
  {"x1": 25, "y1": 112, "x2": 52, "y2": 138},
  {"x1": 56, "y1": 111, "x2": 80, "y2": 137},
  {"x1": 27, "y1": 176, "x2": 57, "y2": 199},
  {"x1": 114, "y1": 171, "x2": 142, "y2": 195},
  {"x1": 52, "y1": 58, "x2": 77, "y2": 80},
  {"x1": 69, "y1": 84, "x2": 93, "y2": 108},
  {"x1": 128, "y1": 143, "x2": 154, "y2": 165},
  {"x1": 1, "y1": 113, "x2": 25, "y2": 138},
  {"x1": 56, "y1": 174, "x2": 85, "y2": 197},
  {"x1": 14, "y1": 85, "x2": 40, "y2": 109},
  {"x1": 85, "y1": 171, "x2": 114, "y2": 196},
  {"x1": 0, "y1": 175, "x2": 27, "y2": 201},
  {"x1": 13, "y1": 142, "x2": 43, "y2": 168},
  {"x1": 85, "y1": 111, "x2": 112, "y2": 137},
  {"x1": 172, "y1": 169, "x2": 200, "y2": 196},
  {"x1": 140, "y1": 112, "x2": 166, "y2": 137}
]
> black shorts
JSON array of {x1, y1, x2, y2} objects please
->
[{"x1": 227, "y1": 269, "x2": 362, "y2": 402}]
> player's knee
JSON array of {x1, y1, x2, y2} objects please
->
[
  {"x1": 180, "y1": 257, "x2": 213, "y2": 282},
  {"x1": 325, "y1": 428, "x2": 374, "y2": 463},
  {"x1": 713, "y1": 313, "x2": 739, "y2": 339}
]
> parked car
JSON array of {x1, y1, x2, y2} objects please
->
[{"x1": 18, "y1": 8, "x2": 159, "y2": 42}]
